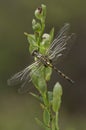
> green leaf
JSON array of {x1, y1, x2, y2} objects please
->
[
  {"x1": 49, "y1": 27, "x2": 54, "y2": 43},
  {"x1": 48, "y1": 91, "x2": 53, "y2": 103},
  {"x1": 26, "y1": 34, "x2": 38, "y2": 53},
  {"x1": 35, "y1": 118, "x2": 51, "y2": 130},
  {"x1": 32, "y1": 22, "x2": 41, "y2": 32},
  {"x1": 41, "y1": 4, "x2": 46, "y2": 23},
  {"x1": 44, "y1": 67, "x2": 52, "y2": 81},
  {"x1": 38, "y1": 77, "x2": 47, "y2": 94},
  {"x1": 27, "y1": 34, "x2": 36, "y2": 44},
  {"x1": 43, "y1": 109, "x2": 50, "y2": 127},
  {"x1": 52, "y1": 82, "x2": 63, "y2": 112},
  {"x1": 31, "y1": 68, "x2": 47, "y2": 95},
  {"x1": 35, "y1": 118, "x2": 45, "y2": 129},
  {"x1": 30, "y1": 92, "x2": 43, "y2": 102}
]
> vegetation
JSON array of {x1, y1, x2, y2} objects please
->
[{"x1": 25, "y1": 4, "x2": 62, "y2": 130}]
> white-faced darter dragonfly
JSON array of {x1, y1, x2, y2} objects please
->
[{"x1": 7, "y1": 23, "x2": 74, "y2": 89}]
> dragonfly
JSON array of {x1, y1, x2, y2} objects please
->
[{"x1": 7, "y1": 23, "x2": 74, "y2": 91}]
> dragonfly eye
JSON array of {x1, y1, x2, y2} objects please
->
[{"x1": 32, "y1": 49, "x2": 38, "y2": 56}]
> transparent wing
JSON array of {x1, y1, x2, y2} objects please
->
[
  {"x1": 7, "y1": 61, "x2": 40, "y2": 86},
  {"x1": 18, "y1": 64, "x2": 44, "y2": 93},
  {"x1": 47, "y1": 23, "x2": 74, "y2": 61},
  {"x1": 30, "y1": 64, "x2": 43, "y2": 78}
]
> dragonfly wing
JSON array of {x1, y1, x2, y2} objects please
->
[
  {"x1": 48, "y1": 23, "x2": 70, "y2": 51},
  {"x1": 47, "y1": 23, "x2": 74, "y2": 61},
  {"x1": 18, "y1": 64, "x2": 44, "y2": 93},
  {"x1": 30, "y1": 64, "x2": 43, "y2": 78},
  {"x1": 7, "y1": 61, "x2": 40, "y2": 86}
]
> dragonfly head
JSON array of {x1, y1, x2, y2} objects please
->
[{"x1": 32, "y1": 49, "x2": 39, "y2": 56}]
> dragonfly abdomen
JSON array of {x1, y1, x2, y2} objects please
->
[{"x1": 53, "y1": 66, "x2": 74, "y2": 84}]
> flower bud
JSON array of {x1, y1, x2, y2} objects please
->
[
  {"x1": 32, "y1": 19, "x2": 36, "y2": 26},
  {"x1": 35, "y1": 7, "x2": 42, "y2": 19},
  {"x1": 32, "y1": 23, "x2": 41, "y2": 32},
  {"x1": 42, "y1": 33, "x2": 50, "y2": 39}
]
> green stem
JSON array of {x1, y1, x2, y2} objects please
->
[
  {"x1": 56, "y1": 112, "x2": 59, "y2": 130},
  {"x1": 38, "y1": 22, "x2": 45, "y2": 49}
]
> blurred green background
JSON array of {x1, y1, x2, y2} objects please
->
[{"x1": 0, "y1": 0, "x2": 86, "y2": 130}]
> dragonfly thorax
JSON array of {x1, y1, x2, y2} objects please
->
[{"x1": 32, "y1": 49, "x2": 52, "y2": 67}]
